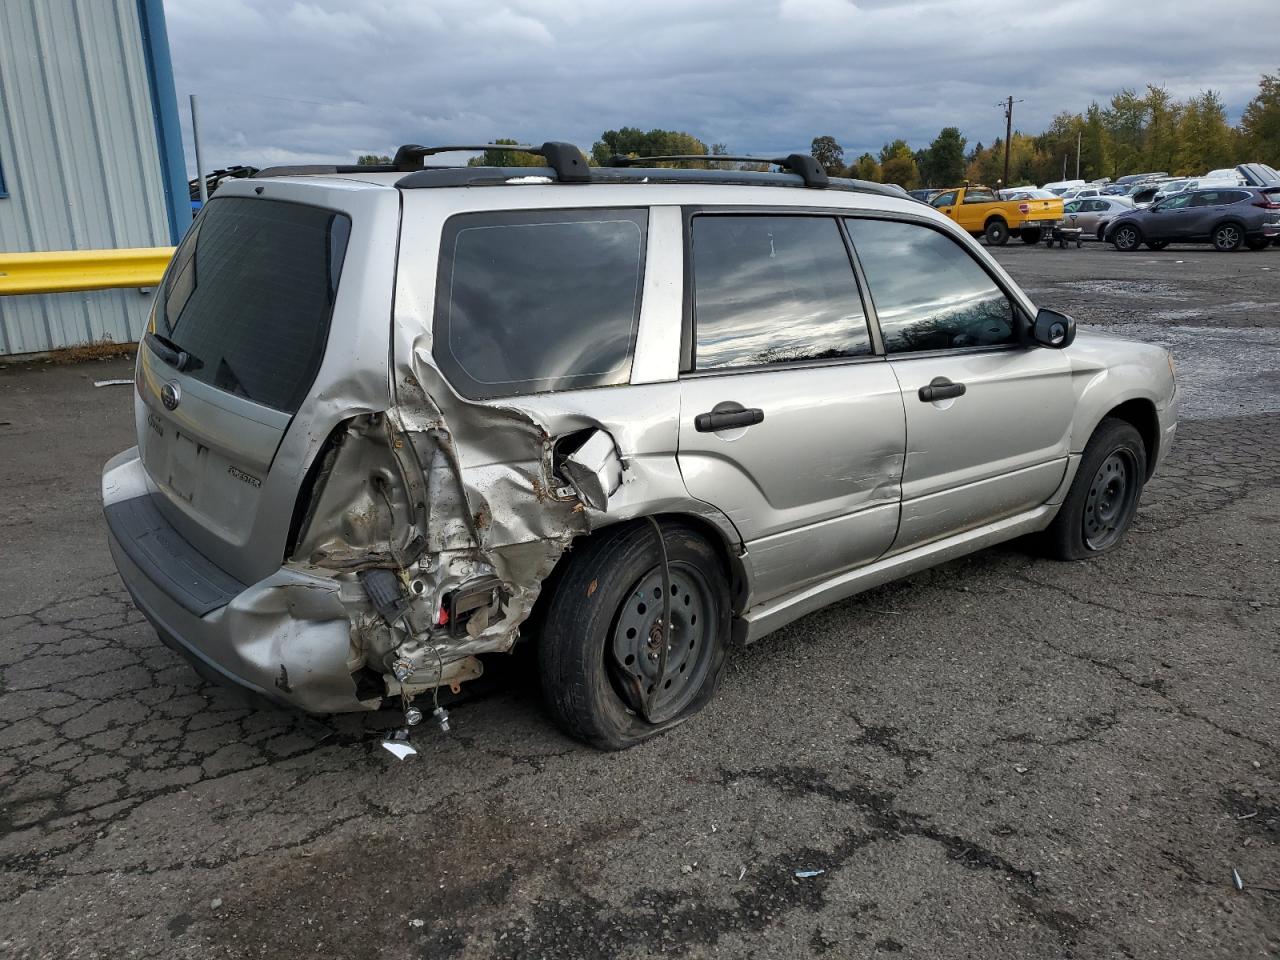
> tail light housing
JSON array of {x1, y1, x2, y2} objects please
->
[{"x1": 1252, "y1": 197, "x2": 1280, "y2": 209}]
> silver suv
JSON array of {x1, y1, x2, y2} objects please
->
[{"x1": 103, "y1": 143, "x2": 1179, "y2": 749}]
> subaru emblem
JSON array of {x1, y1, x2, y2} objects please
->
[{"x1": 161, "y1": 381, "x2": 181, "y2": 411}]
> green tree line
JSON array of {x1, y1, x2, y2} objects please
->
[{"x1": 380, "y1": 69, "x2": 1280, "y2": 189}]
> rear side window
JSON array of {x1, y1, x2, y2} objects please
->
[
  {"x1": 846, "y1": 218, "x2": 1016, "y2": 354},
  {"x1": 434, "y1": 209, "x2": 646, "y2": 399},
  {"x1": 690, "y1": 215, "x2": 872, "y2": 370},
  {"x1": 158, "y1": 197, "x2": 351, "y2": 413}
]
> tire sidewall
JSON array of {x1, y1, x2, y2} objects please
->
[
  {"x1": 1213, "y1": 223, "x2": 1242, "y2": 252},
  {"x1": 538, "y1": 522, "x2": 731, "y2": 750},
  {"x1": 985, "y1": 219, "x2": 1009, "y2": 245},
  {"x1": 1049, "y1": 420, "x2": 1147, "y2": 560},
  {"x1": 1113, "y1": 224, "x2": 1140, "y2": 251}
]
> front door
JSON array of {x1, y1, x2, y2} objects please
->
[
  {"x1": 845, "y1": 216, "x2": 1074, "y2": 549},
  {"x1": 676, "y1": 213, "x2": 907, "y2": 604}
]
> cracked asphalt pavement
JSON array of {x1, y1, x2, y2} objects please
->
[{"x1": 1, "y1": 243, "x2": 1278, "y2": 959}]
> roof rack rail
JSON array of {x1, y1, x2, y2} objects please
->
[
  {"x1": 390, "y1": 141, "x2": 591, "y2": 181},
  {"x1": 606, "y1": 153, "x2": 829, "y2": 189},
  {"x1": 255, "y1": 141, "x2": 591, "y2": 182}
]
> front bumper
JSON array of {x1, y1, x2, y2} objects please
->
[{"x1": 103, "y1": 449, "x2": 375, "y2": 713}]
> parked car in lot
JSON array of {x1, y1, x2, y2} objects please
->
[
  {"x1": 930, "y1": 184, "x2": 1064, "y2": 244},
  {"x1": 1105, "y1": 185, "x2": 1280, "y2": 251},
  {"x1": 103, "y1": 142, "x2": 1179, "y2": 749},
  {"x1": 1236, "y1": 162, "x2": 1280, "y2": 187},
  {"x1": 1042, "y1": 179, "x2": 1086, "y2": 196},
  {"x1": 1063, "y1": 196, "x2": 1136, "y2": 239},
  {"x1": 1000, "y1": 188, "x2": 1059, "y2": 201}
]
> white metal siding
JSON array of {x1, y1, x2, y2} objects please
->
[{"x1": 0, "y1": 0, "x2": 171, "y2": 355}]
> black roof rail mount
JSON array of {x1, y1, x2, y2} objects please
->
[
  {"x1": 607, "y1": 152, "x2": 829, "y2": 189},
  {"x1": 390, "y1": 141, "x2": 591, "y2": 181}
]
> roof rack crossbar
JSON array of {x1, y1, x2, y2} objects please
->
[
  {"x1": 606, "y1": 153, "x2": 829, "y2": 188},
  {"x1": 391, "y1": 141, "x2": 591, "y2": 181}
]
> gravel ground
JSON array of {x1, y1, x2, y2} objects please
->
[{"x1": 0, "y1": 243, "x2": 1277, "y2": 959}]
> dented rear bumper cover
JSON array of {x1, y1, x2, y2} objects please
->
[{"x1": 104, "y1": 450, "x2": 376, "y2": 713}]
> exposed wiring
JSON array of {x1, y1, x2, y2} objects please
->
[{"x1": 644, "y1": 516, "x2": 673, "y2": 723}]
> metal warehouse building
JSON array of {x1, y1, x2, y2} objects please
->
[{"x1": 0, "y1": 0, "x2": 188, "y2": 356}]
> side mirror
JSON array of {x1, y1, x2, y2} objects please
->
[{"x1": 1031, "y1": 308, "x2": 1075, "y2": 349}]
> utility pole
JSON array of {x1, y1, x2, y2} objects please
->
[
  {"x1": 190, "y1": 94, "x2": 208, "y2": 205},
  {"x1": 1076, "y1": 130, "x2": 1081, "y2": 180},
  {"x1": 996, "y1": 96, "x2": 1022, "y2": 187}
]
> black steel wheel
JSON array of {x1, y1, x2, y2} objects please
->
[
  {"x1": 984, "y1": 219, "x2": 1010, "y2": 246},
  {"x1": 1041, "y1": 418, "x2": 1148, "y2": 561},
  {"x1": 1213, "y1": 222, "x2": 1243, "y2": 252},
  {"x1": 1111, "y1": 224, "x2": 1141, "y2": 251},
  {"x1": 1020, "y1": 228, "x2": 1042, "y2": 245},
  {"x1": 537, "y1": 520, "x2": 731, "y2": 750},
  {"x1": 1082, "y1": 449, "x2": 1140, "y2": 550},
  {"x1": 609, "y1": 563, "x2": 717, "y2": 724}
]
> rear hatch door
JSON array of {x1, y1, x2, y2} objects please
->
[{"x1": 135, "y1": 178, "x2": 399, "y2": 585}]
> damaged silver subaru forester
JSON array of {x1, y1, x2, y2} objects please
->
[{"x1": 103, "y1": 142, "x2": 1178, "y2": 749}]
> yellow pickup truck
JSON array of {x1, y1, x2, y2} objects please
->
[{"x1": 928, "y1": 185, "x2": 1064, "y2": 246}]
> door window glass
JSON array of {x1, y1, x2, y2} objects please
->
[
  {"x1": 691, "y1": 216, "x2": 872, "y2": 370},
  {"x1": 930, "y1": 191, "x2": 958, "y2": 207},
  {"x1": 845, "y1": 218, "x2": 1016, "y2": 354}
]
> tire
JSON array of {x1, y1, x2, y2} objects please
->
[
  {"x1": 1020, "y1": 228, "x2": 1042, "y2": 245},
  {"x1": 1096, "y1": 225, "x2": 1107, "y2": 242},
  {"x1": 1041, "y1": 418, "x2": 1147, "y2": 561},
  {"x1": 537, "y1": 520, "x2": 731, "y2": 750},
  {"x1": 1245, "y1": 236, "x2": 1270, "y2": 251},
  {"x1": 1212, "y1": 222, "x2": 1243, "y2": 252},
  {"x1": 1111, "y1": 224, "x2": 1142, "y2": 251},
  {"x1": 1145, "y1": 240, "x2": 1169, "y2": 251},
  {"x1": 984, "y1": 219, "x2": 1010, "y2": 246}
]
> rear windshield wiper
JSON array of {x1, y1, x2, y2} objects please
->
[{"x1": 144, "y1": 331, "x2": 202, "y2": 373}]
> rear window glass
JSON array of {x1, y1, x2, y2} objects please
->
[
  {"x1": 433, "y1": 208, "x2": 646, "y2": 399},
  {"x1": 158, "y1": 197, "x2": 351, "y2": 413}
]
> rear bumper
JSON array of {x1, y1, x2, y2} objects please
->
[{"x1": 103, "y1": 449, "x2": 376, "y2": 714}]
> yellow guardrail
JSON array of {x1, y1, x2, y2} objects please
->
[{"x1": 0, "y1": 247, "x2": 175, "y2": 295}]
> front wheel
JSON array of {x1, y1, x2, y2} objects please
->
[
  {"x1": 537, "y1": 521, "x2": 731, "y2": 750},
  {"x1": 1213, "y1": 223, "x2": 1243, "y2": 252},
  {"x1": 1040, "y1": 419, "x2": 1147, "y2": 561},
  {"x1": 984, "y1": 219, "x2": 1010, "y2": 246},
  {"x1": 1111, "y1": 224, "x2": 1142, "y2": 251}
]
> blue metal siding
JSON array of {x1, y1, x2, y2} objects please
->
[{"x1": 0, "y1": 0, "x2": 187, "y2": 356}]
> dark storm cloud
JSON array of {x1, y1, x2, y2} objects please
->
[{"x1": 164, "y1": 0, "x2": 1278, "y2": 175}]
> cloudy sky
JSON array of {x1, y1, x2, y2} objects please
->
[{"x1": 164, "y1": 0, "x2": 1278, "y2": 175}]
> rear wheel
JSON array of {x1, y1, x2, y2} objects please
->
[
  {"x1": 1041, "y1": 419, "x2": 1147, "y2": 561},
  {"x1": 1245, "y1": 236, "x2": 1270, "y2": 251},
  {"x1": 1111, "y1": 224, "x2": 1142, "y2": 251},
  {"x1": 984, "y1": 219, "x2": 1010, "y2": 246},
  {"x1": 537, "y1": 521, "x2": 731, "y2": 750},
  {"x1": 1146, "y1": 240, "x2": 1169, "y2": 251},
  {"x1": 1020, "y1": 228, "x2": 1042, "y2": 244},
  {"x1": 1212, "y1": 222, "x2": 1243, "y2": 252}
]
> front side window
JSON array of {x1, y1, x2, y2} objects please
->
[
  {"x1": 690, "y1": 215, "x2": 872, "y2": 370},
  {"x1": 1160, "y1": 194, "x2": 1193, "y2": 210},
  {"x1": 845, "y1": 218, "x2": 1016, "y2": 354},
  {"x1": 931, "y1": 190, "x2": 958, "y2": 207},
  {"x1": 434, "y1": 208, "x2": 647, "y2": 399}
]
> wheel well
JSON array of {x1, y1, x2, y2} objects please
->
[
  {"x1": 1104, "y1": 399, "x2": 1160, "y2": 478},
  {"x1": 1213, "y1": 218, "x2": 1246, "y2": 234},
  {"x1": 526, "y1": 513, "x2": 747, "y2": 644},
  {"x1": 985, "y1": 215, "x2": 1007, "y2": 229}
]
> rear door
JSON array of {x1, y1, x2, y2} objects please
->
[
  {"x1": 135, "y1": 181, "x2": 399, "y2": 584},
  {"x1": 845, "y1": 215, "x2": 1073, "y2": 549},
  {"x1": 1186, "y1": 190, "x2": 1225, "y2": 237},
  {"x1": 676, "y1": 212, "x2": 906, "y2": 604}
]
